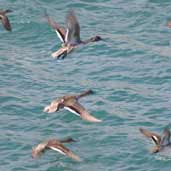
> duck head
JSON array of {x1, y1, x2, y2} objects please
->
[{"x1": 90, "y1": 35, "x2": 102, "y2": 42}]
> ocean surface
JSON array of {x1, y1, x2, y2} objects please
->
[{"x1": 1, "y1": 0, "x2": 171, "y2": 170}]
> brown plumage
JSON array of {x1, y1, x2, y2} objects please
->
[
  {"x1": 32, "y1": 137, "x2": 81, "y2": 161},
  {"x1": 0, "y1": 9, "x2": 12, "y2": 31},
  {"x1": 45, "y1": 10, "x2": 102, "y2": 59},
  {"x1": 139, "y1": 128, "x2": 171, "y2": 153},
  {"x1": 44, "y1": 89, "x2": 102, "y2": 123}
]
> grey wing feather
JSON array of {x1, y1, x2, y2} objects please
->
[
  {"x1": 45, "y1": 13, "x2": 66, "y2": 43},
  {"x1": 0, "y1": 14, "x2": 11, "y2": 31},
  {"x1": 68, "y1": 101, "x2": 102, "y2": 122},
  {"x1": 65, "y1": 10, "x2": 81, "y2": 44}
]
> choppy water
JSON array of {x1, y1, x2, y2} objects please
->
[{"x1": 1, "y1": 0, "x2": 171, "y2": 170}]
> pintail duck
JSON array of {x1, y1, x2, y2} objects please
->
[
  {"x1": 139, "y1": 128, "x2": 171, "y2": 153},
  {"x1": 0, "y1": 9, "x2": 12, "y2": 31},
  {"x1": 44, "y1": 89, "x2": 102, "y2": 123},
  {"x1": 45, "y1": 10, "x2": 102, "y2": 59},
  {"x1": 32, "y1": 137, "x2": 81, "y2": 161}
]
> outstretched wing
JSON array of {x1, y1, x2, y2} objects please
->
[
  {"x1": 0, "y1": 14, "x2": 11, "y2": 31},
  {"x1": 47, "y1": 139, "x2": 81, "y2": 161},
  {"x1": 65, "y1": 100, "x2": 102, "y2": 122},
  {"x1": 45, "y1": 13, "x2": 66, "y2": 43},
  {"x1": 32, "y1": 141, "x2": 48, "y2": 158},
  {"x1": 65, "y1": 10, "x2": 81, "y2": 44},
  {"x1": 43, "y1": 99, "x2": 62, "y2": 113},
  {"x1": 160, "y1": 128, "x2": 171, "y2": 146},
  {"x1": 139, "y1": 128, "x2": 161, "y2": 146}
]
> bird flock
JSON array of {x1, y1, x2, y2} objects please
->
[{"x1": 1, "y1": 8, "x2": 171, "y2": 162}]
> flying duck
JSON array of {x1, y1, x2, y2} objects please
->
[
  {"x1": 44, "y1": 89, "x2": 102, "y2": 122},
  {"x1": 139, "y1": 128, "x2": 171, "y2": 153},
  {"x1": 45, "y1": 10, "x2": 102, "y2": 59},
  {"x1": 0, "y1": 9, "x2": 12, "y2": 31},
  {"x1": 32, "y1": 137, "x2": 81, "y2": 161}
]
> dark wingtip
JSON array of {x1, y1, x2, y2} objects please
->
[
  {"x1": 4, "y1": 9, "x2": 12, "y2": 13},
  {"x1": 3, "y1": 23, "x2": 12, "y2": 32},
  {"x1": 6, "y1": 28, "x2": 12, "y2": 32},
  {"x1": 7, "y1": 27, "x2": 12, "y2": 32}
]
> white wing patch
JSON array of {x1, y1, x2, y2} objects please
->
[
  {"x1": 65, "y1": 28, "x2": 69, "y2": 43},
  {"x1": 64, "y1": 106, "x2": 80, "y2": 116},
  {"x1": 49, "y1": 146, "x2": 66, "y2": 155},
  {"x1": 55, "y1": 30, "x2": 64, "y2": 43},
  {"x1": 152, "y1": 135, "x2": 159, "y2": 144}
]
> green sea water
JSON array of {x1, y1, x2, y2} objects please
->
[{"x1": 1, "y1": 0, "x2": 171, "y2": 170}]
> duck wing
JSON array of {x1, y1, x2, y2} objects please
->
[
  {"x1": 47, "y1": 139, "x2": 81, "y2": 161},
  {"x1": 65, "y1": 10, "x2": 81, "y2": 44},
  {"x1": 65, "y1": 100, "x2": 102, "y2": 123},
  {"x1": 160, "y1": 128, "x2": 171, "y2": 146},
  {"x1": 43, "y1": 99, "x2": 62, "y2": 113},
  {"x1": 45, "y1": 13, "x2": 66, "y2": 43},
  {"x1": 0, "y1": 13, "x2": 11, "y2": 31},
  {"x1": 32, "y1": 141, "x2": 48, "y2": 158},
  {"x1": 139, "y1": 128, "x2": 161, "y2": 146}
]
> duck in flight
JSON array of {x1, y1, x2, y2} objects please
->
[
  {"x1": 45, "y1": 10, "x2": 102, "y2": 59},
  {"x1": 139, "y1": 127, "x2": 171, "y2": 153},
  {"x1": 44, "y1": 89, "x2": 102, "y2": 123},
  {"x1": 0, "y1": 9, "x2": 12, "y2": 31},
  {"x1": 32, "y1": 137, "x2": 81, "y2": 161}
]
